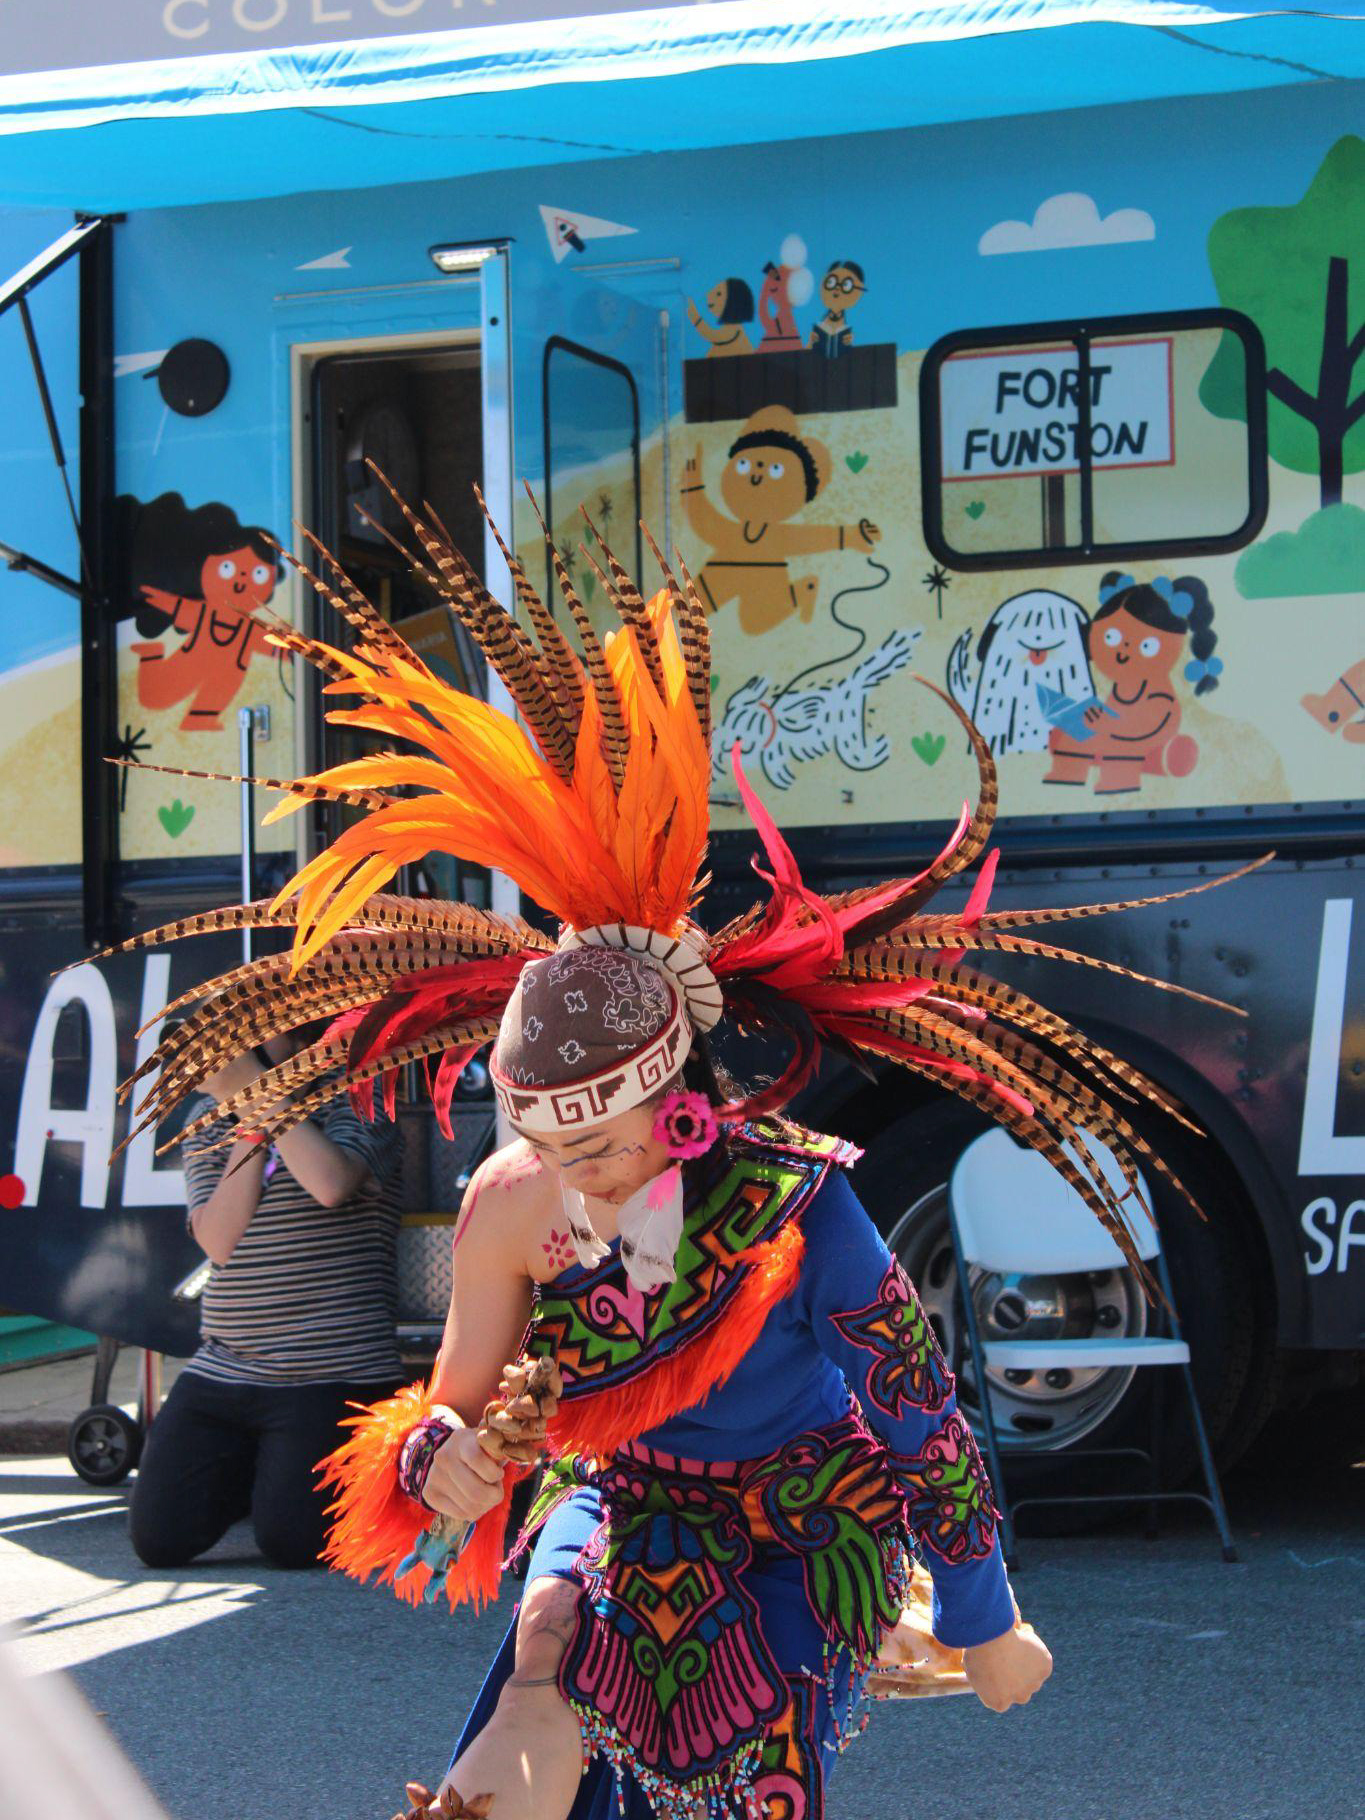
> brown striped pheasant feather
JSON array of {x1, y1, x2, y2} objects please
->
[{"x1": 110, "y1": 498, "x2": 1261, "y2": 1279}]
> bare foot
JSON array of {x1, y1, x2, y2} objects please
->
[{"x1": 392, "y1": 1781, "x2": 494, "y2": 1819}]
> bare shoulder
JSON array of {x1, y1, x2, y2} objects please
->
[{"x1": 463, "y1": 1139, "x2": 558, "y2": 1278}]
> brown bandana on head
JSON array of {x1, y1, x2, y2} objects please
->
[{"x1": 490, "y1": 947, "x2": 690, "y2": 1132}]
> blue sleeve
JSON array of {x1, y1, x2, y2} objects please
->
[{"x1": 799, "y1": 1169, "x2": 1015, "y2": 1650}]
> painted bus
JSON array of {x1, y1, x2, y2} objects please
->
[{"x1": 0, "y1": 4, "x2": 1360, "y2": 1490}]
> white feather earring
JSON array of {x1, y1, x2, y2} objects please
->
[{"x1": 561, "y1": 1163, "x2": 685, "y2": 1293}]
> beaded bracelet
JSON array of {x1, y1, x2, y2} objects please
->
[{"x1": 397, "y1": 1411, "x2": 456, "y2": 1509}]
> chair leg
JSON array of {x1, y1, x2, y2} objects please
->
[
  {"x1": 1146, "y1": 1366, "x2": 1163, "y2": 1541},
  {"x1": 1179, "y1": 1359, "x2": 1238, "y2": 1563}
]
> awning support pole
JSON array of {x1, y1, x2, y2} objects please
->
[{"x1": 79, "y1": 217, "x2": 120, "y2": 950}]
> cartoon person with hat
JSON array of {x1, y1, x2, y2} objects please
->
[{"x1": 680, "y1": 405, "x2": 882, "y2": 637}]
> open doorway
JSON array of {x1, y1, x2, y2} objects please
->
[{"x1": 306, "y1": 338, "x2": 491, "y2": 906}]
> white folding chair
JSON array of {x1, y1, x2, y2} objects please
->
[{"x1": 947, "y1": 1128, "x2": 1236, "y2": 1568}]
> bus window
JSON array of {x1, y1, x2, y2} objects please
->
[
  {"x1": 542, "y1": 334, "x2": 642, "y2": 598},
  {"x1": 920, "y1": 309, "x2": 1267, "y2": 571}
]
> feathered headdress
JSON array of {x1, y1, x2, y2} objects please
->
[{"x1": 99, "y1": 468, "x2": 1263, "y2": 1279}]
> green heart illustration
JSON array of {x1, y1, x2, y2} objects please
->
[
  {"x1": 911, "y1": 732, "x2": 946, "y2": 766},
  {"x1": 965, "y1": 500, "x2": 986, "y2": 520},
  {"x1": 845, "y1": 451, "x2": 870, "y2": 474},
  {"x1": 158, "y1": 799, "x2": 195, "y2": 838}
]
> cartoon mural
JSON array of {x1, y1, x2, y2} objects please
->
[
  {"x1": 686, "y1": 279, "x2": 755, "y2": 358},
  {"x1": 1205, "y1": 136, "x2": 1365, "y2": 601},
  {"x1": 117, "y1": 492, "x2": 282, "y2": 733},
  {"x1": 808, "y1": 259, "x2": 867, "y2": 358},
  {"x1": 757, "y1": 235, "x2": 811, "y2": 352},
  {"x1": 1042, "y1": 573, "x2": 1217, "y2": 795},
  {"x1": 683, "y1": 235, "x2": 898, "y2": 422},
  {"x1": 680, "y1": 407, "x2": 882, "y2": 635},
  {"x1": 1302, "y1": 660, "x2": 1365, "y2": 741},
  {"x1": 713, "y1": 628, "x2": 920, "y2": 792},
  {"x1": 947, "y1": 590, "x2": 1092, "y2": 755}
]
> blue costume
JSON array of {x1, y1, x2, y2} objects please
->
[{"x1": 448, "y1": 1130, "x2": 1012, "y2": 1819}]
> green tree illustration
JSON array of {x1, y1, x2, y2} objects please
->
[{"x1": 1202, "y1": 135, "x2": 1365, "y2": 508}]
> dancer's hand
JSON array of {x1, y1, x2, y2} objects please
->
[
  {"x1": 963, "y1": 1624, "x2": 1053, "y2": 1712},
  {"x1": 421, "y1": 1426, "x2": 505, "y2": 1523}
]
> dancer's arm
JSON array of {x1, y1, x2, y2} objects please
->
[
  {"x1": 801, "y1": 1170, "x2": 1051, "y2": 1708},
  {"x1": 420, "y1": 1151, "x2": 538, "y2": 1522}
]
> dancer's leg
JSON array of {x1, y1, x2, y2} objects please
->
[{"x1": 433, "y1": 1574, "x2": 585, "y2": 1820}]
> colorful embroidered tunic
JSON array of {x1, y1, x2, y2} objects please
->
[{"x1": 448, "y1": 1127, "x2": 1013, "y2": 1819}]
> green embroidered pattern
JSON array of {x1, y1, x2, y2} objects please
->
[{"x1": 526, "y1": 1126, "x2": 850, "y2": 1393}]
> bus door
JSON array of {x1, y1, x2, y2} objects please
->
[{"x1": 290, "y1": 250, "x2": 512, "y2": 1339}]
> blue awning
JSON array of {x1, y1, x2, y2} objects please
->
[{"x1": 0, "y1": 2, "x2": 1359, "y2": 212}]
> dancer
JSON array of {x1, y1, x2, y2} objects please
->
[{"x1": 106, "y1": 481, "x2": 1256, "y2": 1819}]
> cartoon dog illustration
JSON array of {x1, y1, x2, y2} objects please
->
[
  {"x1": 1302, "y1": 658, "x2": 1365, "y2": 742},
  {"x1": 713, "y1": 627, "x2": 920, "y2": 791},
  {"x1": 682, "y1": 406, "x2": 882, "y2": 638},
  {"x1": 947, "y1": 590, "x2": 1092, "y2": 754}
]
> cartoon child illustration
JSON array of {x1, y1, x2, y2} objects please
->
[
  {"x1": 680, "y1": 405, "x2": 883, "y2": 637},
  {"x1": 122, "y1": 492, "x2": 283, "y2": 732},
  {"x1": 686, "y1": 278, "x2": 755, "y2": 357},
  {"x1": 1044, "y1": 571, "x2": 1218, "y2": 794},
  {"x1": 947, "y1": 590, "x2": 1092, "y2": 755},
  {"x1": 1302, "y1": 658, "x2": 1365, "y2": 742},
  {"x1": 808, "y1": 259, "x2": 867, "y2": 359},
  {"x1": 756, "y1": 235, "x2": 813, "y2": 353}
]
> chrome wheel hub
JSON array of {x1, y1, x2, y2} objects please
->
[{"x1": 887, "y1": 1183, "x2": 1147, "y2": 1452}]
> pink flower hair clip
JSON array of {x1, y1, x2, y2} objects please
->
[{"x1": 653, "y1": 1089, "x2": 720, "y2": 1160}]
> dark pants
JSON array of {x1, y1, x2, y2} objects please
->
[{"x1": 129, "y1": 1369, "x2": 403, "y2": 1571}]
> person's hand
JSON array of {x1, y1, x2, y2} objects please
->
[
  {"x1": 1083, "y1": 702, "x2": 1107, "y2": 726},
  {"x1": 850, "y1": 518, "x2": 882, "y2": 549},
  {"x1": 683, "y1": 443, "x2": 704, "y2": 488},
  {"x1": 686, "y1": 298, "x2": 701, "y2": 325},
  {"x1": 964, "y1": 1623, "x2": 1053, "y2": 1712},
  {"x1": 421, "y1": 1424, "x2": 506, "y2": 1524}
]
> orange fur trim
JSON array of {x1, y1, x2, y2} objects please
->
[
  {"x1": 316, "y1": 1379, "x2": 520, "y2": 1614},
  {"x1": 546, "y1": 1221, "x2": 807, "y2": 1462},
  {"x1": 317, "y1": 1380, "x2": 432, "y2": 1588}
]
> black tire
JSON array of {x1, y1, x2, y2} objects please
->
[
  {"x1": 67, "y1": 1404, "x2": 144, "y2": 1486},
  {"x1": 855, "y1": 1098, "x2": 1272, "y2": 1526}
]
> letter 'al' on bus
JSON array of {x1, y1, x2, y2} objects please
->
[
  {"x1": 1298, "y1": 899, "x2": 1365, "y2": 1175},
  {"x1": 15, "y1": 965, "x2": 117, "y2": 1209}
]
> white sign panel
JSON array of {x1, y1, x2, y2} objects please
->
[
  {"x1": 0, "y1": 1, "x2": 708, "y2": 76},
  {"x1": 940, "y1": 338, "x2": 1174, "y2": 481}
]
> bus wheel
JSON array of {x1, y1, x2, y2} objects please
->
[{"x1": 858, "y1": 1101, "x2": 1266, "y2": 1510}]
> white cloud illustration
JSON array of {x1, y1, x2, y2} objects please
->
[{"x1": 979, "y1": 193, "x2": 1155, "y2": 256}]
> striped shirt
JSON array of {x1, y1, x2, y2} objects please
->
[{"x1": 181, "y1": 1092, "x2": 404, "y2": 1386}]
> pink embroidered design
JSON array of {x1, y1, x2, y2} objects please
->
[{"x1": 653, "y1": 1089, "x2": 720, "y2": 1160}]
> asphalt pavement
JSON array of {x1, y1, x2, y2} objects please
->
[{"x1": 0, "y1": 1430, "x2": 1361, "y2": 1820}]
